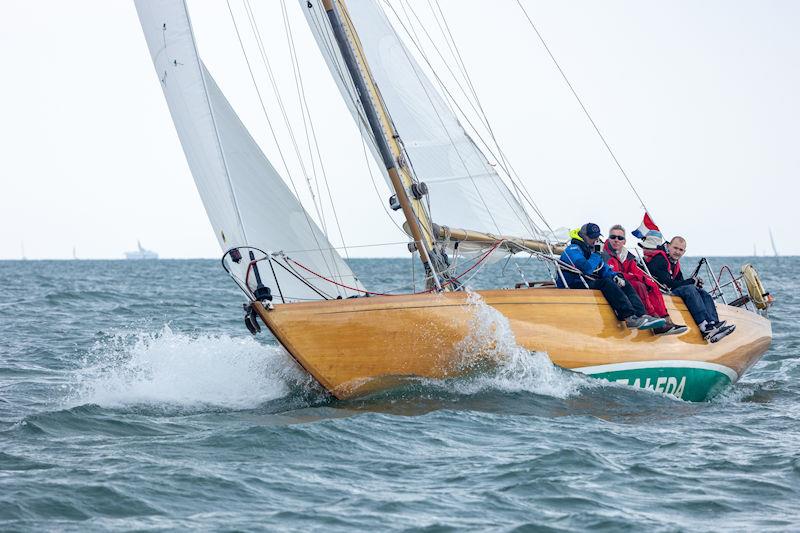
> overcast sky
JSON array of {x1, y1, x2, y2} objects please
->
[{"x1": 1, "y1": 0, "x2": 797, "y2": 259}]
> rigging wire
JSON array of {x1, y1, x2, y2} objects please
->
[
  {"x1": 385, "y1": 2, "x2": 520, "y2": 192},
  {"x1": 428, "y1": 0, "x2": 548, "y2": 234},
  {"x1": 288, "y1": 237, "x2": 507, "y2": 296},
  {"x1": 393, "y1": 0, "x2": 505, "y2": 237},
  {"x1": 428, "y1": 0, "x2": 490, "y2": 131},
  {"x1": 404, "y1": 1, "x2": 573, "y2": 242},
  {"x1": 387, "y1": 0, "x2": 548, "y2": 240},
  {"x1": 399, "y1": 0, "x2": 554, "y2": 237},
  {"x1": 337, "y1": 5, "x2": 440, "y2": 248},
  {"x1": 360, "y1": 121, "x2": 410, "y2": 238},
  {"x1": 240, "y1": 1, "x2": 325, "y2": 230},
  {"x1": 382, "y1": 0, "x2": 554, "y2": 237},
  {"x1": 279, "y1": 0, "x2": 353, "y2": 262},
  {"x1": 306, "y1": 2, "x2": 413, "y2": 240},
  {"x1": 283, "y1": 240, "x2": 413, "y2": 254},
  {"x1": 225, "y1": 0, "x2": 344, "y2": 295},
  {"x1": 243, "y1": 2, "x2": 348, "y2": 292},
  {"x1": 514, "y1": 0, "x2": 650, "y2": 214}
]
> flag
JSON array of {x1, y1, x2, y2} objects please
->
[{"x1": 632, "y1": 212, "x2": 660, "y2": 240}]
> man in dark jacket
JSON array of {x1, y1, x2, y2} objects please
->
[
  {"x1": 557, "y1": 223, "x2": 664, "y2": 330},
  {"x1": 644, "y1": 235, "x2": 735, "y2": 343}
]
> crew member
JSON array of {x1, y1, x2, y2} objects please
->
[
  {"x1": 642, "y1": 234, "x2": 735, "y2": 342},
  {"x1": 602, "y1": 224, "x2": 687, "y2": 335},
  {"x1": 557, "y1": 223, "x2": 665, "y2": 330}
]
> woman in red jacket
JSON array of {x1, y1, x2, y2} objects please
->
[{"x1": 602, "y1": 225, "x2": 687, "y2": 335}]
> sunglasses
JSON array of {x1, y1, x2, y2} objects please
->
[{"x1": 608, "y1": 235, "x2": 626, "y2": 241}]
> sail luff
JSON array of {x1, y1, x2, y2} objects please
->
[
  {"x1": 323, "y1": 0, "x2": 443, "y2": 287},
  {"x1": 182, "y1": 0, "x2": 248, "y2": 244}
]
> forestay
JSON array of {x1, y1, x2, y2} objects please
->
[
  {"x1": 301, "y1": 0, "x2": 540, "y2": 247},
  {"x1": 135, "y1": 0, "x2": 364, "y2": 301}
]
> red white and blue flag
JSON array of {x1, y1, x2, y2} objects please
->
[{"x1": 632, "y1": 212, "x2": 660, "y2": 239}]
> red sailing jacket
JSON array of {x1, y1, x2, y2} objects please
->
[{"x1": 602, "y1": 241, "x2": 649, "y2": 283}]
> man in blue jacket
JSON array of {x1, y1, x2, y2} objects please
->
[{"x1": 557, "y1": 223, "x2": 665, "y2": 330}]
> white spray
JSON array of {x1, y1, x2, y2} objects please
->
[
  {"x1": 448, "y1": 291, "x2": 586, "y2": 399},
  {"x1": 68, "y1": 325, "x2": 313, "y2": 410}
]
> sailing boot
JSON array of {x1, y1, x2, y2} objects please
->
[
  {"x1": 653, "y1": 317, "x2": 688, "y2": 335},
  {"x1": 626, "y1": 315, "x2": 666, "y2": 330},
  {"x1": 705, "y1": 323, "x2": 736, "y2": 343}
]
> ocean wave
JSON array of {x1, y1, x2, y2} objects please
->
[{"x1": 66, "y1": 326, "x2": 314, "y2": 411}]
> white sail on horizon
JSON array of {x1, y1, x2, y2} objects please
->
[{"x1": 135, "y1": 0, "x2": 364, "y2": 301}]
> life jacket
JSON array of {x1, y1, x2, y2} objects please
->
[{"x1": 643, "y1": 246, "x2": 682, "y2": 279}]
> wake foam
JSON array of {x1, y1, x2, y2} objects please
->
[
  {"x1": 68, "y1": 326, "x2": 313, "y2": 410},
  {"x1": 436, "y1": 291, "x2": 587, "y2": 399}
]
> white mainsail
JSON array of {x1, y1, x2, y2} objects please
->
[
  {"x1": 301, "y1": 0, "x2": 541, "y2": 246},
  {"x1": 135, "y1": 0, "x2": 364, "y2": 301}
]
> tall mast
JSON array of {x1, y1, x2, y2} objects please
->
[{"x1": 322, "y1": 0, "x2": 443, "y2": 289}]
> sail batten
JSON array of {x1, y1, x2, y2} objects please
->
[{"x1": 135, "y1": 0, "x2": 364, "y2": 301}]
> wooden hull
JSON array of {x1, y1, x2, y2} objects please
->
[{"x1": 253, "y1": 289, "x2": 772, "y2": 401}]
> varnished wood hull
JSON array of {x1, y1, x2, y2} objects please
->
[{"x1": 253, "y1": 289, "x2": 771, "y2": 401}]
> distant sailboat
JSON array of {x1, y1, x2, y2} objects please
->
[
  {"x1": 20, "y1": 241, "x2": 27, "y2": 261},
  {"x1": 72, "y1": 246, "x2": 78, "y2": 260},
  {"x1": 769, "y1": 228, "x2": 779, "y2": 257},
  {"x1": 124, "y1": 240, "x2": 159, "y2": 260}
]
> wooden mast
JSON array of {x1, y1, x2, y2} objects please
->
[{"x1": 323, "y1": 0, "x2": 443, "y2": 289}]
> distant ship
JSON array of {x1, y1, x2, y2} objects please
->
[{"x1": 124, "y1": 241, "x2": 158, "y2": 260}]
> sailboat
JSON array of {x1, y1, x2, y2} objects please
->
[
  {"x1": 769, "y1": 228, "x2": 779, "y2": 257},
  {"x1": 135, "y1": 0, "x2": 772, "y2": 402}
]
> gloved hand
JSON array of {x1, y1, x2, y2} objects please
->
[
  {"x1": 613, "y1": 274, "x2": 626, "y2": 288},
  {"x1": 694, "y1": 277, "x2": 704, "y2": 289}
]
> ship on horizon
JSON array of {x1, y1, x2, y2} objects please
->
[{"x1": 124, "y1": 240, "x2": 158, "y2": 260}]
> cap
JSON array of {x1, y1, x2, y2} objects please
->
[
  {"x1": 582, "y1": 222, "x2": 602, "y2": 239},
  {"x1": 637, "y1": 230, "x2": 664, "y2": 250}
]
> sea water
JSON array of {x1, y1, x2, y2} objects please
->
[{"x1": 0, "y1": 257, "x2": 797, "y2": 531}]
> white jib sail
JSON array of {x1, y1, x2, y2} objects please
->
[
  {"x1": 135, "y1": 0, "x2": 364, "y2": 301},
  {"x1": 301, "y1": 0, "x2": 541, "y2": 247}
]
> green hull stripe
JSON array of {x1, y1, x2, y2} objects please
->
[{"x1": 574, "y1": 361, "x2": 736, "y2": 402}]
